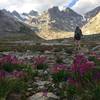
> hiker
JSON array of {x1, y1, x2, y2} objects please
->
[{"x1": 74, "y1": 26, "x2": 83, "y2": 50}]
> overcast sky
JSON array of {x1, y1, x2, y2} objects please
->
[{"x1": 0, "y1": 0, "x2": 100, "y2": 14}]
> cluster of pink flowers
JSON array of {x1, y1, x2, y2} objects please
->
[
  {"x1": 93, "y1": 72, "x2": 100, "y2": 81},
  {"x1": 42, "y1": 89, "x2": 48, "y2": 97},
  {"x1": 0, "y1": 55, "x2": 26, "y2": 80},
  {"x1": 67, "y1": 77, "x2": 78, "y2": 85},
  {"x1": 0, "y1": 70, "x2": 26, "y2": 79},
  {"x1": 0, "y1": 71, "x2": 26, "y2": 80},
  {"x1": 51, "y1": 64, "x2": 67, "y2": 74},
  {"x1": 33, "y1": 55, "x2": 47, "y2": 65},
  {"x1": 71, "y1": 53, "x2": 95, "y2": 76},
  {"x1": 12, "y1": 70, "x2": 26, "y2": 79},
  {"x1": 90, "y1": 51, "x2": 97, "y2": 57},
  {"x1": 90, "y1": 51, "x2": 100, "y2": 61},
  {"x1": 0, "y1": 70, "x2": 6, "y2": 80},
  {"x1": 0, "y1": 55, "x2": 23, "y2": 66}
]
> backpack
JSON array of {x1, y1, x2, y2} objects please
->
[{"x1": 75, "y1": 29, "x2": 82, "y2": 37}]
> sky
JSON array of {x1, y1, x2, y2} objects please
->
[{"x1": 0, "y1": 0, "x2": 100, "y2": 14}]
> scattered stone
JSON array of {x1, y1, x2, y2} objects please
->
[
  {"x1": 25, "y1": 92, "x2": 31, "y2": 97},
  {"x1": 6, "y1": 92, "x2": 22, "y2": 100},
  {"x1": 44, "y1": 51, "x2": 52, "y2": 54},
  {"x1": 92, "y1": 45, "x2": 100, "y2": 55},
  {"x1": 81, "y1": 47, "x2": 89, "y2": 53},
  {"x1": 27, "y1": 88, "x2": 33, "y2": 91},
  {"x1": 28, "y1": 92, "x2": 59, "y2": 100},
  {"x1": 92, "y1": 45, "x2": 100, "y2": 51},
  {"x1": 34, "y1": 81, "x2": 51, "y2": 86}
]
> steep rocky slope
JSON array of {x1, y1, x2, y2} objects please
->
[
  {"x1": 82, "y1": 12, "x2": 100, "y2": 34},
  {"x1": 85, "y1": 6, "x2": 100, "y2": 21},
  {"x1": 0, "y1": 9, "x2": 44, "y2": 41},
  {"x1": 36, "y1": 7, "x2": 83, "y2": 32},
  {"x1": 0, "y1": 10, "x2": 25, "y2": 34}
]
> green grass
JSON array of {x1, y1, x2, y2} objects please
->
[
  {"x1": 0, "y1": 34, "x2": 38, "y2": 42},
  {"x1": 0, "y1": 42, "x2": 73, "y2": 52},
  {"x1": 0, "y1": 33, "x2": 99, "y2": 52}
]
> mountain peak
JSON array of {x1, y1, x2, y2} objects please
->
[
  {"x1": 12, "y1": 10, "x2": 20, "y2": 17},
  {"x1": 12, "y1": 10, "x2": 18, "y2": 14},
  {"x1": 83, "y1": 12, "x2": 100, "y2": 34},
  {"x1": 85, "y1": 6, "x2": 100, "y2": 20},
  {"x1": 0, "y1": 9, "x2": 12, "y2": 17},
  {"x1": 29, "y1": 10, "x2": 38, "y2": 16},
  {"x1": 61, "y1": 7, "x2": 82, "y2": 18},
  {"x1": 47, "y1": 6, "x2": 61, "y2": 19},
  {"x1": 48, "y1": 6, "x2": 60, "y2": 13},
  {"x1": 12, "y1": 10, "x2": 24, "y2": 21},
  {"x1": 38, "y1": 6, "x2": 83, "y2": 32}
]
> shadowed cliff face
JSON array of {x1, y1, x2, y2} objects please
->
[
  {"x1": 0, "y1": 10, "x2": 22, "y2": 33},
  {"x1": 4, "y1": 6, "x2": 100, "y2": 33},
  {"x1": 0, "y1": 10, "x2": 34, "y2": 34},
  {"x1": 29, "y1": 10, "x2": 38, "y2": 16},
  {"x1": 44, "y1": 7, "x2": 83, "y2": 32},
  {"x1": 0, "y1": 9, "x2": 45, "y2": 42},
  {"x1": 0, "y1": 6, "x2": 100, "y2": 41}
]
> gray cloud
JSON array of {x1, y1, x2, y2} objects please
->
[
  {"x1": 0, "y1": 0, "x2": 100, "y2": 14},
  {"x1": 0, "y1": 0, "x2": 67, "y2": 13},
  {"x1": 72, "y1": 0, "x2": 100, "y2": 14}
]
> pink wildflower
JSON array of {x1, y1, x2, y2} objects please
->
[
  {"x1": 12, "y1": 70, "x2": 26, "y2": 78},
  {"x1": 42, "y1": 90, "x2": 48, "y2": 97},
  {"x1": 72, "y1": 54, "x2": 95, "y2": 76},
  {"x1": 33, "y1": 56, "x2": 47, "y2": 65},
  {"x1": 67, "y1": 77, "x2": 78, "y2": 85},
  {"x1": 0, "y1": 70, "x2": 6, "y2": 80},
  {"x1": 90, "y1": 51, "x2": 96, "y2": 57},
  {"x1": 51, "y1": 64, "x2": 67, "y2": 74}
]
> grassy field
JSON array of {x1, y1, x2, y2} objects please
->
[
  {"x1": 0, "y1": 32, "x2": 44, "y2": 42},
  {"x1": 0, "y1": 33, "x2": 99, "y2": 52}
]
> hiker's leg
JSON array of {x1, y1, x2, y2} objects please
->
[
  {"x1": 77, "y1": 40, "x2": 80, "y2": 50},
  {"x1": 78, "y1": 40, "x2": 81, "y2": 50},
  {"x1": 75, "y1": 40, "x2": 78, "y2": 50},
  {"x1": 77, "y1": 41, "x2": 79, "y2": 50}
]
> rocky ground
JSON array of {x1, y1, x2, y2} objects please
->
[{"x1": 1, "y1": 43, "x2": 100, "y2": 100}]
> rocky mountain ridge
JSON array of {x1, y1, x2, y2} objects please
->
[
  {"x1": 83, "y1": 12, "x2": 100, "y2": 34},
  {"x1": 0, "y1": 6, "x2": 100, "y2": 40},
  {"x1": 0, "y1": 9, "x2": 44, "y2": 42},
  {"x1": 0, "y1": 10, "x2": 24, "y2": 34},
  {"x1": 30, "y1": 6, "x2": 100, "y2": 32},
  {"x1": 85, "y1": 6, "x2": 100, "y2": 21}
]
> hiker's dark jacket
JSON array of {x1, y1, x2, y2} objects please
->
[{"x1": 74, "y1": 28, "x2": 83, "y2": 40}]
